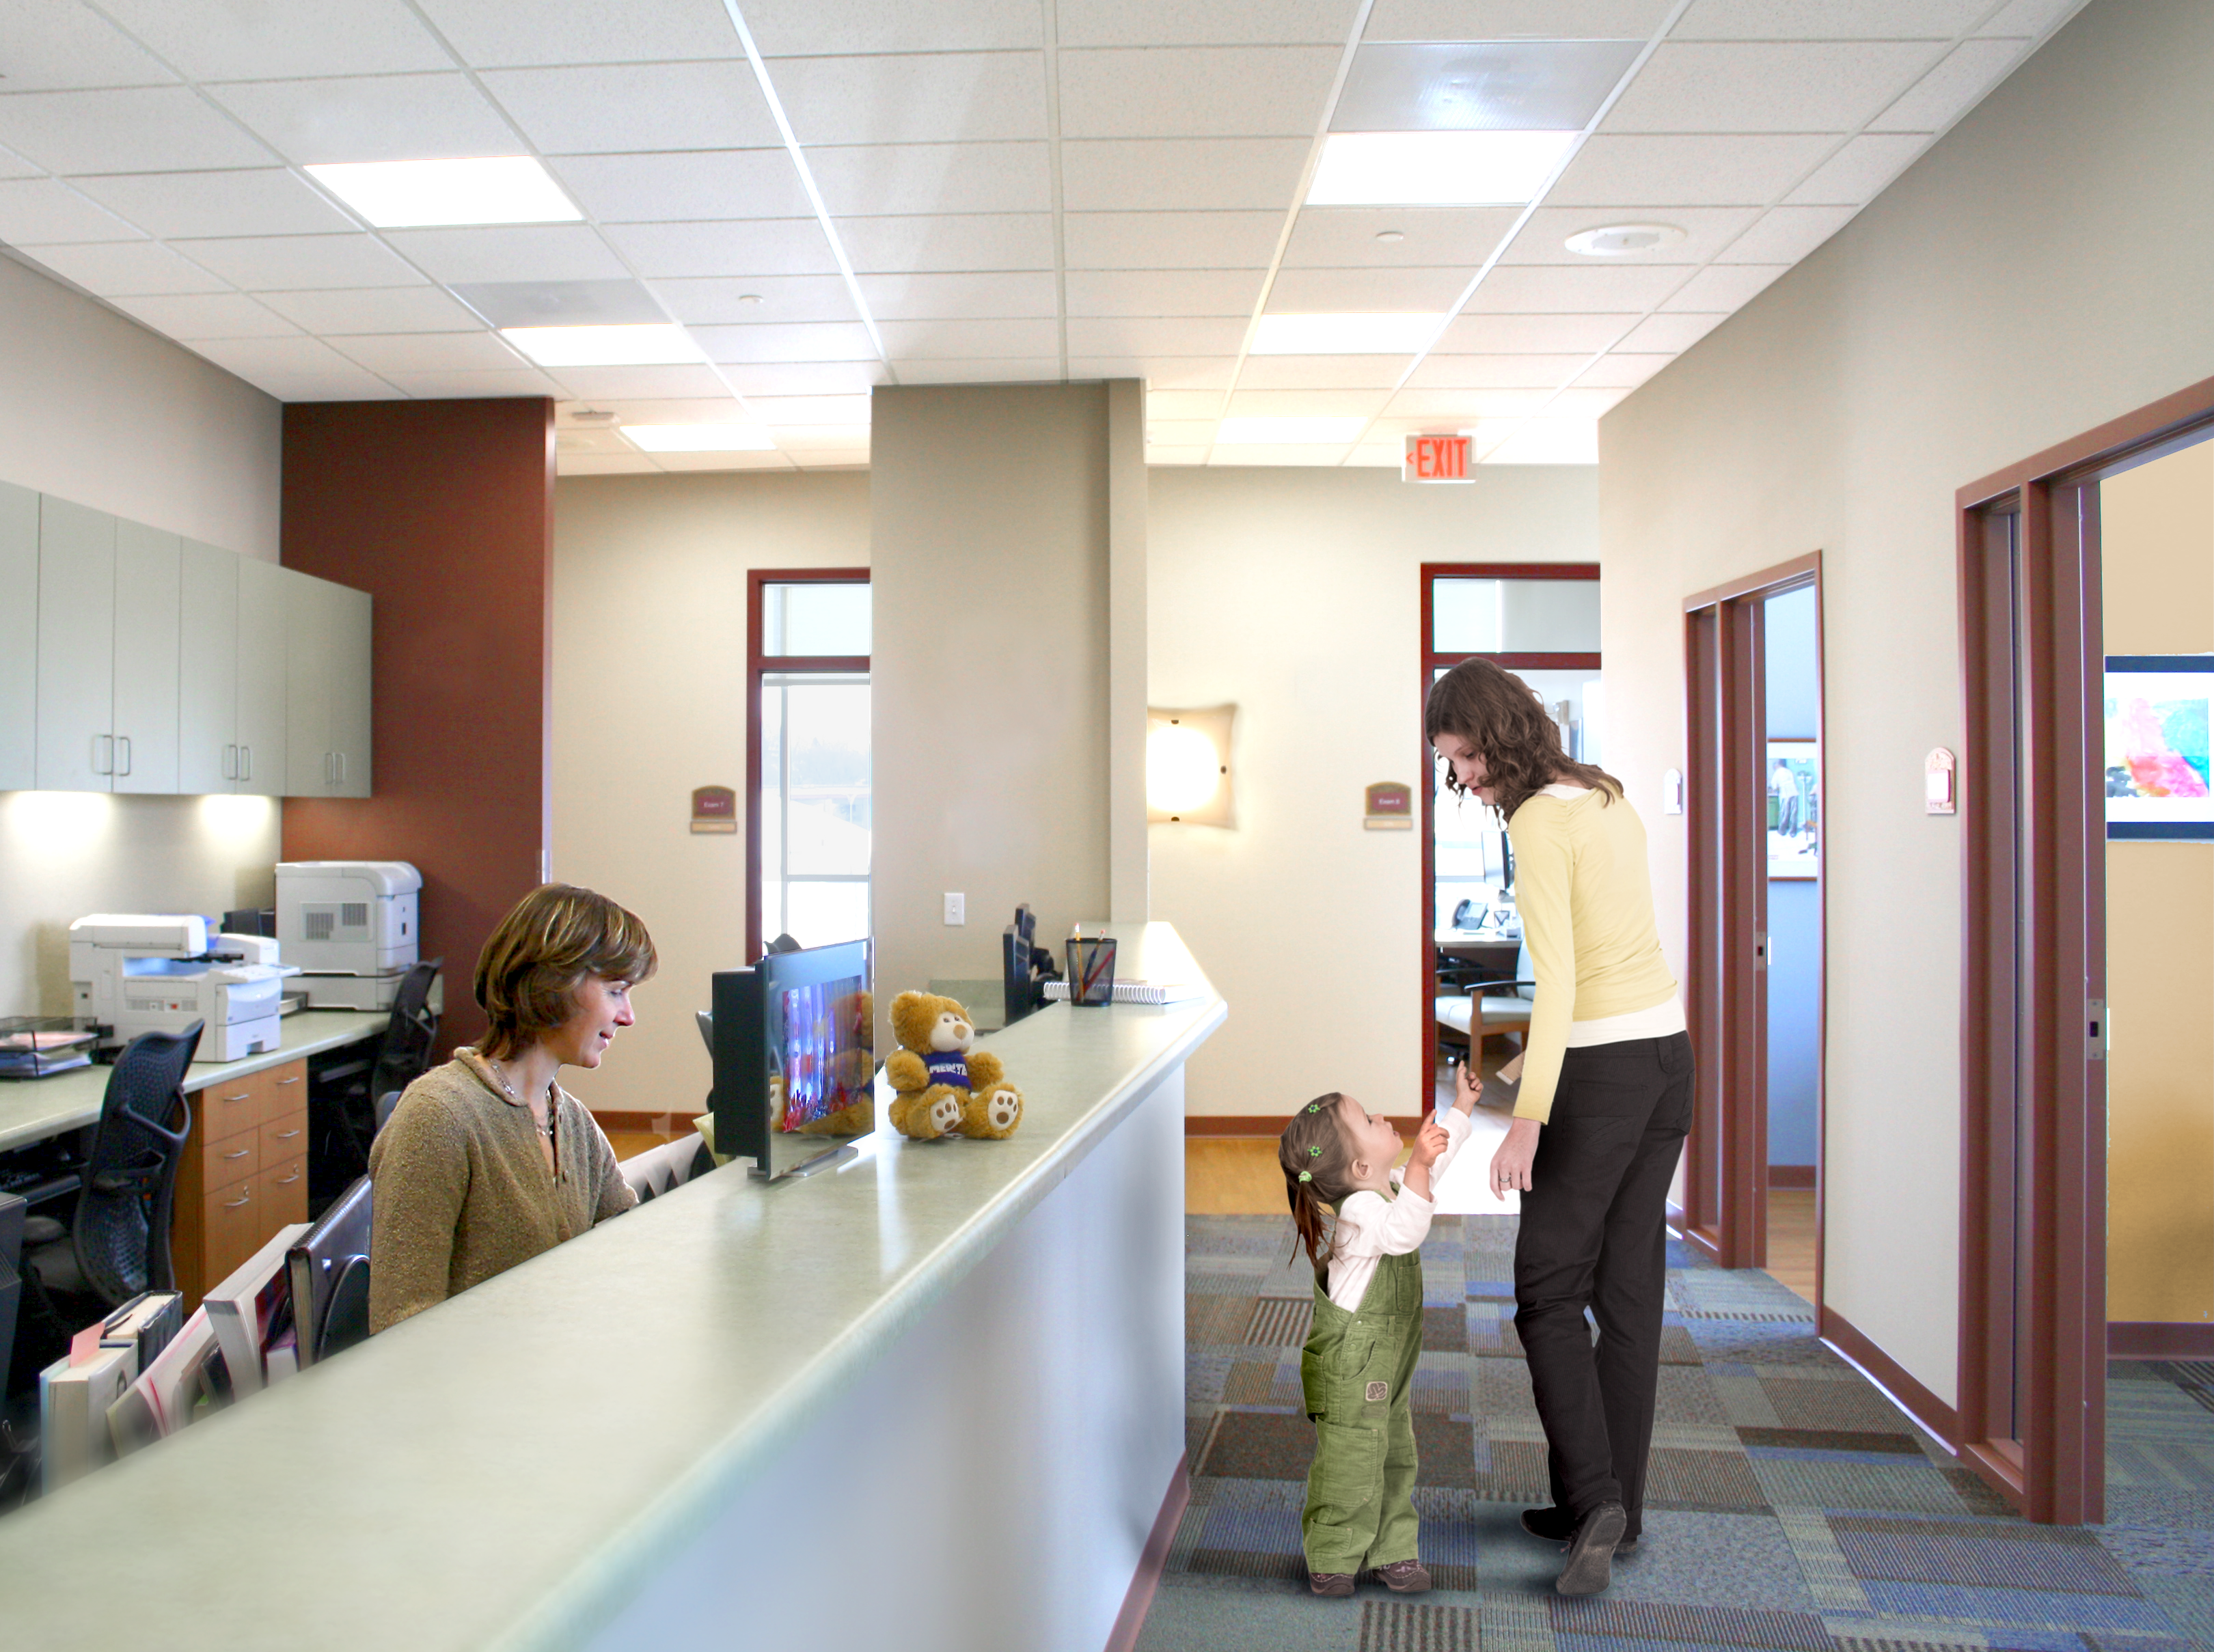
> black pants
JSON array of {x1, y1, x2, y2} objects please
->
[{"x1": 1513, "y1": 1032, "x2": 1694, "y2": 1533}]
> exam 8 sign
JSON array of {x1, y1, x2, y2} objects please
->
[{"x1": 2105, "y1": 657, "x2": 2214, "y2": 838}]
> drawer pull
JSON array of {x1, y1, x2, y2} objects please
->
[
  {"x1": 274, "y1": 1171, "x2": 301, "y2": 1185},
  {"x1": 221, "y1": 1091, "x2": 252, "y2": 1103},
  {"x1": 221, "y1": 1147, "x2": 251, "y2": 1160},
  {"x1": 273, "y1": 1075, "x2": 301, "y2": 1087},
  {"x1": 271, "y1": 1128, "x2": 301, "y2": 1142},
  {"x1": 223, "y1": 1194, "x2": 250, "y2": 1209}
]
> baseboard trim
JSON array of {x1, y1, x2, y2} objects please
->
[
  {"x1": 2109, "y1": 1321, "x2": 2214, "y2": 1359},
  {"x1": 1820, "y1": 1304, "x2": 1959, "y2": 1455},
  {"x1": 1103, "y1": 1455, "x2": 1190, "y2": 1652},
  {"x1": 1769, "y1": 1164, "x2": 1816, "y2": 1189},
  {"x1": 1186, "y1": 1116, "x2": 1426, "y2": 1137}
]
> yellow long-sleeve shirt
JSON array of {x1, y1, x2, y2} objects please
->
[{"x1": 1506, "y1": 786, "x2": 1679, "y2": 1124}]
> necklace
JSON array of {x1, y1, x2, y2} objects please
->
[{"x1": 487, "y1": 1056, "x2": 556, "y2": 1139}]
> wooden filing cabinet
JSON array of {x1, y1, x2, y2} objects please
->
[{"x1": 173, "y1": 1058, "x2": 310, "y2": 1307}]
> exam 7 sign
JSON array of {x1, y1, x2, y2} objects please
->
[{"x1": 1402, "y1": 432, "x2": 1472, "y2": 482}]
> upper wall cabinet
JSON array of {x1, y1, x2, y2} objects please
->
[
  {"x1": 36, "y1": 497, "x2": 119, "y2": 792},
  {"x1": 113, "y1": 521, "x2": 182, "y2": 795},
  {"x1": 0, "y1": 483, "x2": 36, "y2": 791},
  {"x1": 285, "y1": 570, "x2": 372, "y2": 799}
]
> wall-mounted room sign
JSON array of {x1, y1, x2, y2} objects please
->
[
  {"x1": 692, "y1": 784, "x2": 737, "y2": 834},
  {"x1": 1365, "y1": 781, "x2": 1413, "y2": 829},
  {"x1": 1402, "y1": 433, "x2": 1472, "y2": 483}
]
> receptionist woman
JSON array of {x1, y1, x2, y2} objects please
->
[{"x1": 368, "y1": 883, "x2": 656, "y2": 1332}]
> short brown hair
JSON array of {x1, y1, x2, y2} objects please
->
[
  {"x1": 474, "y1": 884, "x2": 657, "y2": 1060},
  {"x1": 1423, "y1": 655, "x2": 1623, "y2": 822}
]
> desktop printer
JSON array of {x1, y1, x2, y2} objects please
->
[
  {"x1": 69, "y1": 915, "x2": 299, "y2": 1062},
  {"x1": 275, "y1": 861, "x2": 422, "y2": 1011}
]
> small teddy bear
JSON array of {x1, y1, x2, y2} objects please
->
[{"x1": 884, "y1": 991, "x2": 1024, "y2": 1140}]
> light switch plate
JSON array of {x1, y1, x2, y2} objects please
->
[{"x1": 943, "y1": 892, "x2": 965, "y2": 925}]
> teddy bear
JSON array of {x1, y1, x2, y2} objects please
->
[{"x1": 884, "y1": 990, "x2": 1024, "y2": 1140}]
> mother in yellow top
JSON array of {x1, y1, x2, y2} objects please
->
[{"x1": 1427, "y1": 657, "x2": 1691, "y2": 1595}]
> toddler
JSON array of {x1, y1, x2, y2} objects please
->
[{"x1": 1277, "y1": 1062, "x2": 1479, "y2": 1596}]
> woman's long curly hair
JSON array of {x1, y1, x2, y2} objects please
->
[
  {"x1": 1279, "y1": 1095, "x2": 1360, "y2": 1284},
  {"x1": 1424, "y1": 656, "x2": 1622, "y2": 822}
]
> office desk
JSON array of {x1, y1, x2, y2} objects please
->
[
  {"x1": 0, "y1": 1010, "x2": 390, "y2": 1155},
  {"x1": 0, "y1": 924, "x2": 1224, "y2": 1652}
]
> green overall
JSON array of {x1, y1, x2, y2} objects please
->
[{"x1": 1300, "y1": 1245, "x2": 1423, "y2": 1574}]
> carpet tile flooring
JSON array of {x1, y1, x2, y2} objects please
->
[{"x1": 1137, "y1": 1214, "x2": 2214, "y2": 1652}]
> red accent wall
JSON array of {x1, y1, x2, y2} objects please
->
[{"x1": 280, "y1": 398, "x2": 554, "y2": 1055}]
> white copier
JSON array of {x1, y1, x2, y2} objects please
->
[
  {"x1": 69, "y1": 916, "x2": 300, "y2": 1062},
  {"x1": 275, "y1": 861, "x2": 424, "y2": 1011}
]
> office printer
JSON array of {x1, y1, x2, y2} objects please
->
[
  {"x1": 69, "y1": 916, "x2": 299, "y2": 1062},
  {"x1": 275, "y1": 862, "x2": 423, "y2": 1012}
]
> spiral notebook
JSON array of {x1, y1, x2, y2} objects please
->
[{"x1": 1041, "y1": 978, "x2": 1204, "y2": 1006}]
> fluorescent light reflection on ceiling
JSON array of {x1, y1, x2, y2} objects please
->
[
  {"x1": 1216, "y1": 416, "x2": 1369, "y2": 445},
  {"x1": 1306, "y1": 131, "x2": 1578, "y2": 206},
  {"x1": 500, "y1": 325, "x2": 704, "y2": 367},
  {"x1": 1250, "y1": 313, "x2": 1441, "y2": 355},
  {"x1": 623, "y1": 424, "x2": 776, "y2": 452},
  {"x1": 304, "y1": 156, "x2": 582, "y2": 228}
]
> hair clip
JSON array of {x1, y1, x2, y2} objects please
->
[
  {"x1": 1298, "y1": 1170, "x2": 1312, "y2": 1182},
  {"x1": 1307, "y1": 1102, "x2": 1320, "y2": 1113},
  {"x1": 1309, "y1": 1145, "x2": 1322, "y2": 1157}
]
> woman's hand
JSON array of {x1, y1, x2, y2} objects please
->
[{"x1": 1490, "y1": 1116, "x2": 1541, "y2": 1199}]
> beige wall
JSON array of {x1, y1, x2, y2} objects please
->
[
  {"x1": 2103, "y1": 442, "x2": 2214, "y2": 1323},
  {"x1": 1148, "y1": 464, "x2": 1599, "y2": 1119},
  {"x1": 548, "y1": 470, "x2": 871, "y2": 1116},
  {"x1": 1597, "y1": 0, "x2": 2214, "y2": 1402}
]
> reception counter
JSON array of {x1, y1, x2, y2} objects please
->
[{"x1": 0, "y1": 924, "x2": 1223, "y2": 1652}]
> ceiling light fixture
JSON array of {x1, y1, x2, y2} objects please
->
[
  {"x1": 566, "y1": 408, "x2": 619, "y2": 424},
  {"x1": 623, "y1": 424, "x2": 776, "y2": 452},
  {"x1": 500, "y1": 324, "x2": 704, "y2": 368},
  {"x1": 1565, "y1": 223, "x2": 1686, "y2": 257},
  {"x1": 1375, "y1": 230, "x2": 1406, "y2": 243},
  {"x1": 1306, "y1": 131, "x2": 1577, "y2": 207},
  {"x1": 1215, "y1": 416, "x2": 1368, "y2": 445},
  {"x1": 1250, "y1": 314, "x2": 1443, "y2": 355},
  {"x1": 304, "y1": 156, "x2": 582, "y2": 229}
]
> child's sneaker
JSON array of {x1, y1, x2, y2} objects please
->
[
  {"x1": 1378, "y1": 1560, "x2": 1432, "y2": 1593},
  {"x1": 1308, "y1": 1571, "x2": 1355, "y2": 1597}
]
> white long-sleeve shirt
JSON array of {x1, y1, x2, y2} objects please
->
[{"x1": 1324, "y1": 1107, "x2": 1474, "y2": 1310}]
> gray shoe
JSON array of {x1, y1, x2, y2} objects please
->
[
  {"x1": 1378, "y1": 1559, "x2": 1432, "y2": 1593},
  {"x1": 1309, "y1": 1571, "x2": 1354, "y2": 1597},
  {"x1": 1555, "y1": 1501, "x2": 1627, "y2": 1596}
]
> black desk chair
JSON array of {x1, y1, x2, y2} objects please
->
[
  {"x1": 316, "y1": 961, "x2": 441, "y2": 1207},
  {"x1": 53, "y1": 1023, "x2": 202, "y2": 1306}
]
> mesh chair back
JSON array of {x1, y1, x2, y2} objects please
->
[
  {"x1": 368, "y1": 959, "x2": 441, "y2": 1103},
  {"x1": 73, "y1": 1022, "x2": 201, "y2": 1306}
]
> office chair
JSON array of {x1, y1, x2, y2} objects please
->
[
  {"x1": 323, "y1": 960, "x2": 441, "y2": 1198},
  {"x1": 368, "y1": 959, "x2": 441, "y2": 1107},
  {"x1": 70, "y1": 1023, "x2": 202, "y2": 1306},
  {"x1": 374, "y1": 1090, "x2": 403, "y2": 1135},
  {"x1": 0, "y1": 1192, "x2": 22, "y2": 1409}
]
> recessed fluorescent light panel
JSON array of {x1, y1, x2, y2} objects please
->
[
  {"x1": 1250, "y1": 313, "x2": 1443, "y2": 355},
  {"x1": 623, "y1": 424, "x2": 776, "y2": 452},
  {"x1": 1307, "y1": 131, "x2": 1578, "y2": 206},
  {"x1": 305, "y1": 157, "x2": 582, "y2": 228},
  {"x1": 500, "y1": 325, "x2": 703, "y2": 367},
  {"x1": 1216, "y1": 417, "x2": 1369, "y2": 444}
]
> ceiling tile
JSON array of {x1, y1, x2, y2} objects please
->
[
  {"x1": 0, "y1": 178, "x2": 142, "y2": 245},
  {"x1": 1384, "y1": 387, "x2": 1553, "y2": 417},
  {"x1": 554, "y1": 397, "x2": 750, "y2": 424},
  {"x1": 1058, "y1": 48, "x2": 1339, "y2": 139},
  {"x1": 1266, "y1": 266, "x2": 1470, "y2": 311},
  {"x1": 411, "y1": 0, "x2": 742, "y2": 66},
  {"x1": 1069, "y1": 355, "x2": 1238, "y2": 387},
  {"x1": 1282, "y1": 207, "x2": 1516, "y2": 269},
  {"x1": 1673, "y1": 0, "x2": 1986, "y2": 39},
  {"x1": 650, "y1": 275, "x2": 861, "y2": 325},
  {"x1": 72, "y1": 169, "x2": 359, "y2": 240},
  {"x1": 1546, "y1": 385, "x2": 1630, "y2": 415},
  {"x1": 808, "y1": 143, "x2": 1052, "y2": 216},
  {"x1": 379, "y1": 225, "x2": 628, "y2": 284},
  {"x1": 255, "y1": 285, "x2": 486, "y2": 333},
  {"x1": 189, "y1": 334, "x2": 398, "y2": 394},
  {"x1": 209, "y1": 74, "x2": 517, "y2": 165},
  {"x1": 1063, "y1": 211, "x2": 1281, "y2": 271},
  {"x1": 1603, "y1": 42, "x2": 1941, "y2": 134},
  {"x1": 1146, "y1": 419, "x2": 1219, "y2": 444},
  {"x1": 328, "y1": 331, "x2": 527, "y2": 374},
  {"x1": 743, "y1": 0, "x2": 1042, "y2": 55},
  {"x1": 106, "y1": 292, "x2": 299, "y2": 339},
  {"x1": 746, "y1": 394, "x2": 874, "y2": 424},
  {"x1": 1066, "y1": 316, "x2": 1250, "y2": 355},
  {"x1": 1225, "y1": 387, "x2": 1391, "y2": 417},
  {"x1": 1145, "y1": 448, "x2": 1210, "y2": 465},
  {"x1": 178, "y1": 233, "x2": 427, "y2": 291},
  {"x1": 1060, "y1": 139, "x2": 1308, "y2": 211},
  {"x1": 1499, "y1": 205, "x2": 1758, "y2": 266},
  {"x1": 888, "y1": 358, "x2": 1061, "y2": 383},
  {"x1": 107, "y1": 0, "x2": 452, "y2": 81},
  {"x1": 23, "y1": 239, "x2": 232, "y2": 295},
  {"x1": 1549, "y1": 134, "x2": 1836, "y2": 206},
  {"x1": 1780, "y1": 133, "x2": 1926, "y2": 205},
  {"x1": 858, "y1": 272, "x2": 1058, "y2": 320},
  {"x1": 1465, "y1": 262, "x2": 1688, "y2": 313},
  {"x1": 1335, "y1": 40, "x2": 1641, "y2": 133},
  {"x1": 771, "y1": 53, "x2": 1048, "y2": 146},
  {"x1": 767, "y1": 423, "x2": 871, "y2": 448},
  {"x1": 1658, "y1": 262, "x2": 1786, "y2": 311},
  {"x1": 1439, "y1": 312, "x2": 1638, "y2": 352},
  {"x1": 558, "y1": 452, "x2": 663, "y2": 474},
  {"x1": 717, "y1": 362, "x2": 889, "y2": 395},
  {"x1": 480, "y1": 63, "x2": 780, "y2": 154},
  {"x1": 1616, "y1": 311, "x2": 1727, "y2": 351},
  {"x1": 877, "y1": 317, "x2": 1061, "y2": 357},
  {"x1": 0, "y1": 2, "x2": 179, "y2": 92},
  {"x1": 0, "y1": 146, "x2": 39, "y2": 182},
  {"x1": 657, "y1": 450, "x2": 796, "y2": 471},
  {"x1": 1978, "y1": 0, "x2": 2083, "y2": 36},
  {"x1": 602, "y1": 219, "x2": 838, "y2": 279},
  {"x1": 1343, "y1": 444, "x2": 1404, "y2": 467},
  {"x1": 1402, "y1": 353, "x2": 1585, "y2": 388},
  {"x1": 1061, "y1": 0, "x2": 1357, "y2": 46},
  {"x1": 551, "y1": 364, "x2": 735, "y2": 398},
  {"x1": 549, "y1": 152, "x2": 812, "y2": 223},
  {"x1": 1868, "y1": 39, "x2": 2029, "y2": 133},
  {"x1": 0, "y1": 87, "x2": 277, "y2": 175},
  {"x1": 1067, "y1": 269, "x2": 1263, "y2": 317},
  {"x1": 1573, "y1": 353, "x2": 1672, "y2": 389},
  {"x1": 387, "y1": 368, "x2": 568, "y2": 398},
  {"x1": 839, "y1": 213, "x2": 1054, "y2": 273},
  {"x1": 1363, "y1": 0, "x2": 1670, "y2": 40},
  {"x1": 1234, "y1": 354, "x2": 1406, "y2": 388},
  {"x1": 689, "y1": 322, "x2": 882, "y2": 362},
  {"x1": 1210, "y1": 443, "x2": 1354, "y2": 465},
  {"x1": 1714, "y1": 204, "x2": 1857, "y2": 264},
  {"x1": 1147, "y1": 389, "x2": 1225, "y2": 419}
]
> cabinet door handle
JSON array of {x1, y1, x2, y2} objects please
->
[
  {"x1": 223, "y1": 1194, "x2": 251, "y2": 1209},
  {"x1": 241, "y1": 744, "x2": 252, "y2": 782},
  {"x1": 92, "y1": 734, "x2": 112, "y2": 774},
  {"x1": 117, "y1": 735, "x2": 131, "y2": 776},
  {"x1": 337, "y1": 751, "x2": 346, "y2": 788},
  {"x1": 223, "y1": 743, "x2": 237, "y2": 781}
]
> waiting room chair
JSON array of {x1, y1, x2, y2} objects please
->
[{"x1": 1434, "y1": 941, "x2": 1537, "y2": 1060}]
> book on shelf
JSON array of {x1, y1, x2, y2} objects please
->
[
  {"x1": 202, "y1": 1222, "x2": 310, "y2": 1398},
  {"x1": 101, "y1": 1290, "x2": 183, "y2": 1373},
  {"x1": 1040, "y1": 977, "x2": 1205, "y2": 1005},
  {"x1": 40, "y1": 1345, "x2": 134, "y2": 1491},
  {"x1": 109, "y1": 1305, "x2": 223, "y2": 1454}
]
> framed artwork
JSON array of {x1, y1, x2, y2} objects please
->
[
  {"x1": 2105, "y1": 657, "x2": 2214, "y2": 839},
  {"x1": 1766, "y1": 740, "x2": 1820, "y2": 879}
]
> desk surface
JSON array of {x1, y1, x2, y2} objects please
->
[
  {"x1": 0, "y1": 1010, "x2": 389, "y2": 1154},
  {"x1": 0, "y1": 924, "x2": 1225, "y2": 1652}
]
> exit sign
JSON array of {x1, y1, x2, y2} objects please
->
[{"x1": 1402, "y1": 432, "x2": 1473, "y2": 482}]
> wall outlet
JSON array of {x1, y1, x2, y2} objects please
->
[{"x1": 943, "y1": 892, "x2": 966, "y2": 925}]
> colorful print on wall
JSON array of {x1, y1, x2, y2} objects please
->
[
  {"x1": 2105, "y1": 657, "x2": 2214, "y2": 838},
  {"x1": 1767, "y1": 740, "x2": 1819, "y2": 879}
]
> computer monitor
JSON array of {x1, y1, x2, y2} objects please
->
[
  {"x1": 1002, "y1": 903, "x2": 1060, "y2": 1028},
  {"x1": 710, "y1": 939, "x2": 873, "y2": 1181}
]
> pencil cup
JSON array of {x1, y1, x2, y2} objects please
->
[{"x1": 1067, "y1": 936, "x2": 1118, "y2": 1005}]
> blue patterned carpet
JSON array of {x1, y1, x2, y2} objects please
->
[{"x1": 1138, "y1": 1214, "x2": 2214, "y2": 1652}]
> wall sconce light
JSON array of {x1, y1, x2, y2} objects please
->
[{"x1": 1147, "y1": 705, "x2": 1234, "y2": 826}]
